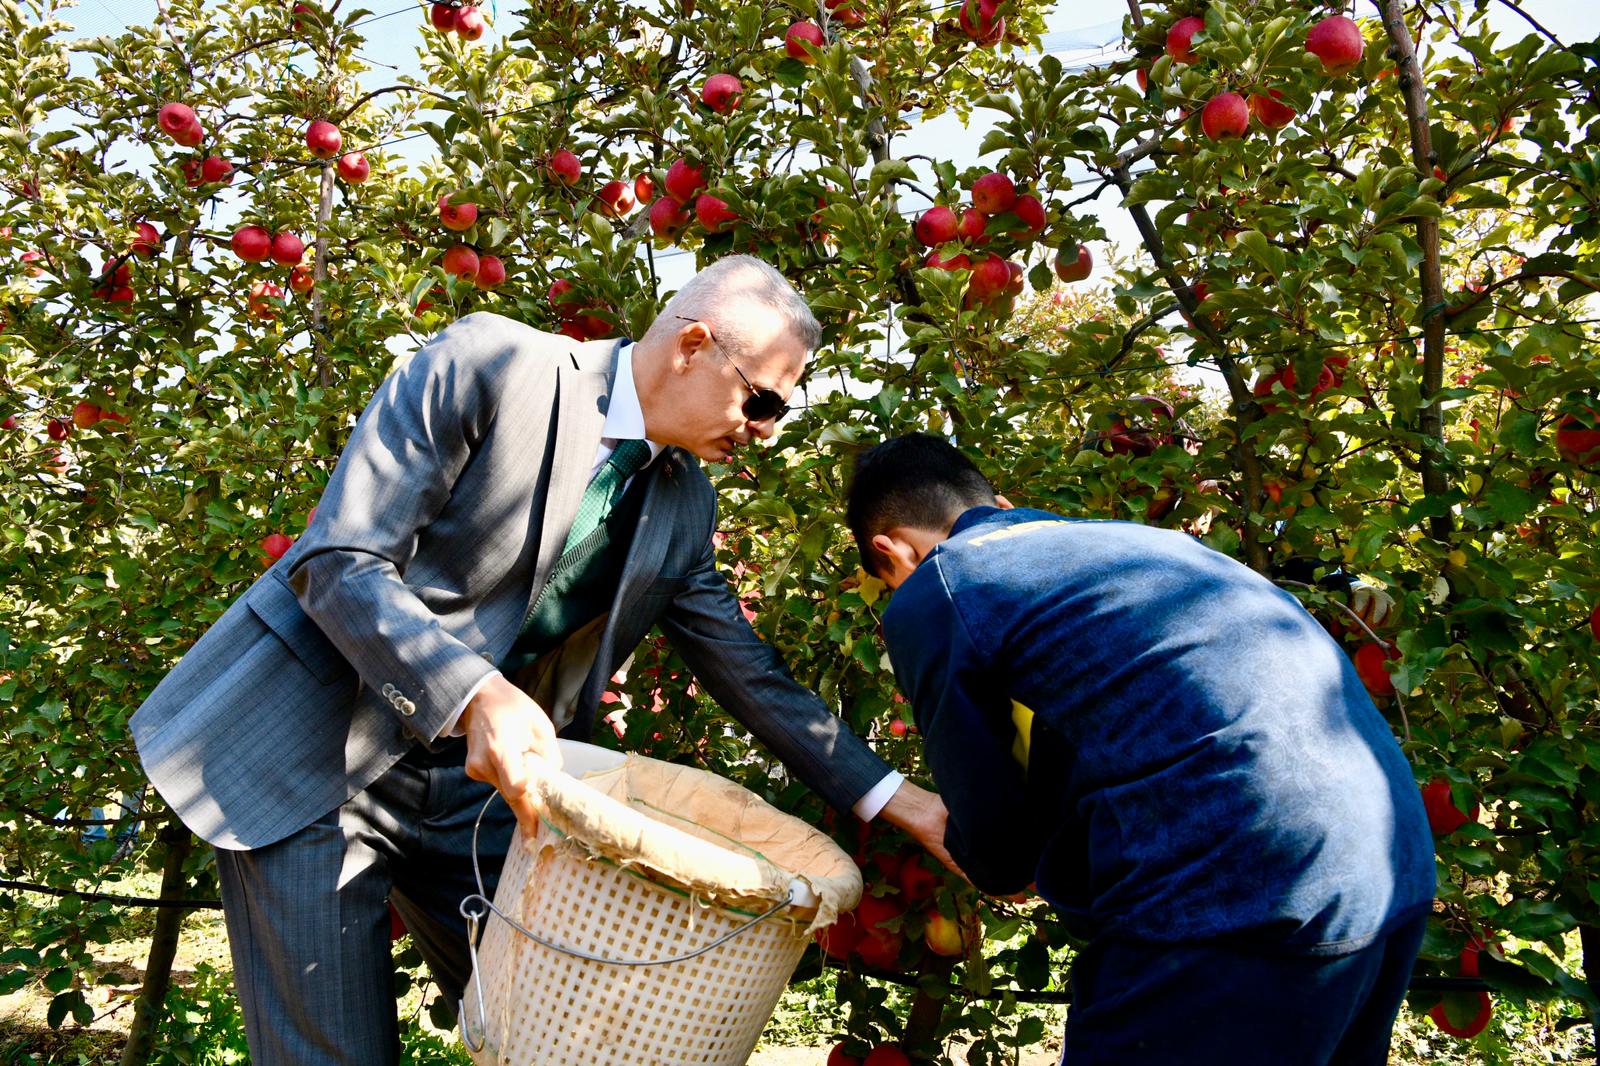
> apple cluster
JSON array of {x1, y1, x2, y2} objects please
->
[
  {"x1": 434, "y1": 192, "x2": 507, "y2": 291},
  {"x1": 913, "y1": 169, "x2": 1070, "y2": 310},
  {"x1": 1156, "y1": 12, "x2": 1365, "y2": 143},
  {"x1": 428, "y1": 2, "x2": 489, "y2": 41}
]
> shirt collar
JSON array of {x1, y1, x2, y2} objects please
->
[{"x1": 603, "y1": 342, "x2": 664, "y2": 462}]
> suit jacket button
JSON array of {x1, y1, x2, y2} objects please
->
[
  {"x1": 400, "y1": 699, "x2": 416, "y2": 716},
  {"x1": 481, "y1": 652, "x2": 494, "y2": 663},
  {"x1": 382, "y1": 683, "x2": 396, "y2": 697}
]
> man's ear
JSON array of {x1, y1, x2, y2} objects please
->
[
  {"x1": 869, "y1": 531, "x2": 921, "y2": 580},
  {"x1": 994, "y1": 494, "x2": 1016, "y2": 510},
  {"x1": 673, "y1": 319, "x2": 713, "y2": 373}
]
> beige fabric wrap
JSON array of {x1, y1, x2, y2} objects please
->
[{"x1": 529, "y1": 754, "x2": 862, "y2": 934}]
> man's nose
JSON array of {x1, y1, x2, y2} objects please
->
[{"x1": 747, "y1": 418, "x2": 777, "y2": 441}]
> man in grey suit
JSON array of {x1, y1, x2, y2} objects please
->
[{"x1": 130, "y1": 255, "x2": 952, "y2": 1064}]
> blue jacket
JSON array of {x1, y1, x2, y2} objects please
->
[{"x1": 882, "y1": 507, "x2": 1435, "y2": 954}]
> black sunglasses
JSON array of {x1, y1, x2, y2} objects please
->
[{"x1": 674, "y1": 315, "x2": 792, "y2": 423}]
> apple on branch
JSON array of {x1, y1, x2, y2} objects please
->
[
  {"x1": 305, "y1": 119, "x2": 342, "y2": 159},
  {"x1": 1306, "y1": 15, "x2": 1364, "y2": 76},
  {"x1": 336, "y1": 152, "x2": 370, "y2": 183},
  {"x1": 441, "y1": 244, "x2": 480, "y2": 280},
  {"x1": 1166, "y1": 16, "x2": 1206, "y2": 64},
  {"x1": 701, "y1": 73, "x2": 743, "y2": 114},
  {"x1": 546, "y1": 149, "x2": 581, "y2": 186},
  {"x1": 438, "y1": 193, "x2": 479, "y2": 231},
  {"x1": 785, "y1": 21, "x2": 825, "y2": 63}
]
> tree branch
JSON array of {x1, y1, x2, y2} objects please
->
[{"x1": 1377, "y1": 0, "x2": 1452, "y2": 543}]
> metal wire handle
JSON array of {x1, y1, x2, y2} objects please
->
[{"x1": 456, "y1": 789, "x2": 795, "y2": 1053}]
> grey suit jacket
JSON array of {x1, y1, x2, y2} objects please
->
[{"x1": 130, "y1": 313, "x2": 890, "y2": 850}]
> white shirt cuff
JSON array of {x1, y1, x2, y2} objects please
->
[
  {"x1": 852, "y1": 771, "x2": 904, "y2": 822},
  {"x1": 443, "y1": 670, "x2": 501, "y2": 738}
]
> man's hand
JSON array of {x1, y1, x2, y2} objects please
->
[
  {"x1": 460, "y1": 673, "x2": 563, "y2": 835},
  {"x1": 876, "y1": 779, "x2": 968, "y2": 883},
  {"x1": 1348, "y1": 585, "x2": 1396, "y2": 629}
]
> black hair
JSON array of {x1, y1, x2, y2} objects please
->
[{"x1": 846, "y1": 433, "x2": 997, "y2": 577}]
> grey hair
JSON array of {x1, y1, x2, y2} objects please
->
[{"x1": 645, "y1": 254, "x2": 821, "y2": 358}]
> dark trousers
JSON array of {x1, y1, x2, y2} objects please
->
[
  {"x1": 212, "y1": 739, "x2": 517, "y2": 1066},
  {"x1": 1062, "y1": 914, "x2": 1428, "y2": 1065}
]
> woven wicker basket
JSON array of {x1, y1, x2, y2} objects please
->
[{"x1": 459, "y1": 741, "x2": 860, "y2": 1066}]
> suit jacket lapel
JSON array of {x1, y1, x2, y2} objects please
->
[
  {"x1": 525, "y1": 344, "x2": 618, "y2": 619},
  {"x1": 569, "y1": 449, "x2": 684, "y2": 739}
]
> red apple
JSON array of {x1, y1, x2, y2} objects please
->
[
  {"x1": 1420, "y1": 777, "x2": 1479, "y2": 836},
  {"x1": 958, "y1": 207, "x2": 989, "y2": 245},
  {"x1": 826, "y1": 1043, "x2": 861, "y2": 1066},
  {"x1": 695, "y1": 193, "x2": 739, "y2": 233},
  {"x1": 1136, "y1": 66, "x2": 1150, "y2": 93},
  {"x1": 1, "y1": 415, "x2": 16, "y2": 430},
  {"x1": 958, "y1": 0, "x2": 1003, "y2": 45},
  {"x1": 549, "y1": 277, "x2": 579, "y2": 317},
  {"x1": 1201, "y1": 92, "x2": 1250, "y2": 139},
  {"x1": 441, "y1": 244, "x2": 480, "y2": 279},
  {"x1": 1011, "y1": 194, "x2": 1047, "y2": 238},
  {"x1": 473, "y1": 254, "x2": 506, "y2": 289},
  {"x1": 180, "y1": 159, "x2": 203, "y2": 188},
  {"x1": 1352, "y1": 641, "x2": 1398, "y2": 697},
  {"x1": 1166, "y1": 16, "x2": 1206, "y2": 64},
  {"x1": 171, "y1": 121, "x2": 204, "y2": 148},
  {"x1": 854, "y1": 927, "x2": 903, "y2": 969},
  {"x1": 454, "y1": 5, "x2": 487, "y2": 40},
  {"x1": 888, "y1": 718, "x2": 909, "y2": 737},
  {"x1": 20, "y1": 250, "x2": 44, "y2": 277},
  {"x1": 158, "y1": 102, "x2": 197, "y2": 138},
  {"x1": 336, "y1": 152, "x2": 369, "y2": 183},
  {"x1": 664, "y1": 159, "x2": 707, "y2": 204},
  {"x1": 896, "y1": 858, "x2": 935, "y2": 902},
  {"x1": 1055, "y1": 243, "x2": 1092, "y2": 282},
  {"x1": 438, "y1": 193, "x2": 479, "y2": 231},
  {"x1": 862, "y1": 1047, "x2": 911, "y2": 1066},
  {"x1": 230, "y1": 225, "x2": 272, "y2": 263},
  {"x1": 289, "y1": 264, "x2": 315, "y2": 294},
  {"x1": 649, "y1": 196, "x2": 691, "y2": 241},
  {"x1": 701, "y1": 73, "x2": 743, "y2": 114},
  {"x1": 594, "y1": 179, "x2": 635, "y2": 217},
  {"x1": 270, "y1": 232, "x2": 305, "y2": 266},
  {"x1": 1591, "y1": 602, "x2": 1599, "y2": 642},
  {"x1": 914, "y1": 206, "x2": 959, "y2": 247},
  {"x1": 47, "y1": 417, "x2": 70, "y2": 441},
  {"x1": 825, "y1": 0, "x2": 864, "y2": 26},
  {"x1": 633, "y1": 173, "x2": 654, "y2": 203},
  {"x1": 129, "y1": 222, "x2": 161, "y2": 258},
  {"x1": 247, "y1": 280, "x2": 285, "y2": 320},
  {"x1": 1249, "y1": 89, "x2": 1297, "y2": 130},
  {"x1": 785, "y1": 20, "x2": 825, "y2": 62},
  {"x1": 200, "y1": 155, "x2": 235, "y2": 184},
  {"x1": 429, "y1": 2, "x2": 456, "y2": 31},
  {"x1": 106, "y1": 286, "x2": 135, "y2": 308},
  {"x1": 1307, "y1": 14, "x2": 1364, "y2": 75},
  {"x1": 305, "y1": 119, "x2": 342, "y2": 159},
  {"x1": 1429, "y1": 991, "x2": 1492, "y2": 1039},
  {"x1": 261, "y1": 532, "x2": 295, "y2": 562},
  {"x1": 1554, "y1": 407, "x2": 1600, "y2": 466},
  {"x1": 72, "y1": 401, "x2": 103, "y2": 429},
  {"x1": 971, "y1": 171, "x2": 1016, "y2": 215},
  {"x1": 815, "y1": 909, "x2": 860, "y2": 960},
  {"x1": 546, "y1": 148, "x2": 581, "y2": 185},
  {"x1": 965, "y1": 253, "x2": 1011, "y2": 304},
  {"x1": 925, "y1": 249, "x2": 971, "y2": 272}
]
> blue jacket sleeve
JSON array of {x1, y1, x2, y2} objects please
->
[{"x1": 882, "y1": 560, "x2": 1044, "y2": 897}]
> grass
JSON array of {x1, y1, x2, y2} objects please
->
[{"x1": 2, "y1": 872, "x2": 1594, "y2": 1064}]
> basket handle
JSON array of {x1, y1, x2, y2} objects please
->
[{"x1": 456, "y1": 791, "x2": 795, "y2": 1053}]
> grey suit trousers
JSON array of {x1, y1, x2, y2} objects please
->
[{"x1": 213, "y1": 740, "x2": 514, "y2": 1065}]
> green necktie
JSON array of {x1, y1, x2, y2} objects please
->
[{"x1": 563, "y1": 439, "x2": 653, "y2": 556}]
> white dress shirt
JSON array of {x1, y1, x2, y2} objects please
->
[{"x1": 442, "y1": 342, "x2": 902, "y2": 820}]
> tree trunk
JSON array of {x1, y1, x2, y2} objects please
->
[{"x1": 119, "y1": 822, "x2": 194, "y2": 1066}]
